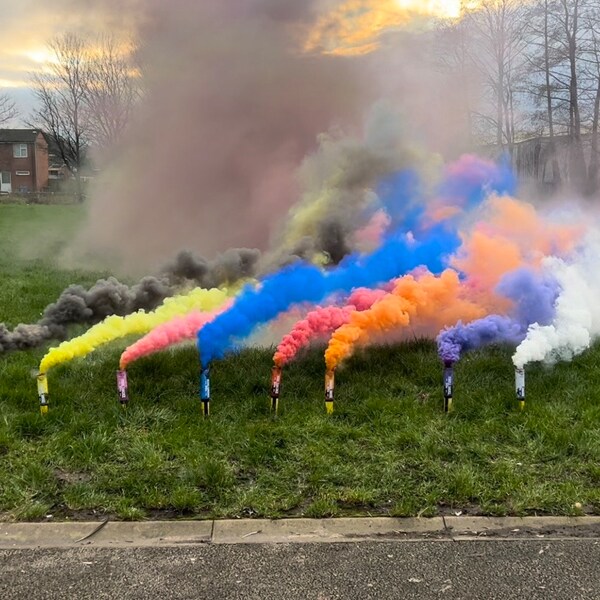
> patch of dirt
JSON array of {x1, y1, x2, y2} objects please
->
[{"x1": 53, "y1": 469, "x2": 91, "y2": 486}]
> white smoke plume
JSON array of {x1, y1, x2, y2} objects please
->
[{"x1": 513, "y1": 234, "x2": 600, "y2": 369}]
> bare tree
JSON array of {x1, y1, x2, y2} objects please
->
[
  {"x1": 30, "y1": 33, "x2": 89, "y2": 201},
  {"x1": 582, "y1": 6, "x2": 600, "y2": 192},
  {"x1": 523, "y1": 0, "x2": 564, "y2": 185},
  {"x1": 30, "y1": 33, "x2": 141, "y2": 199},
  {"x1": 82, "y1": 36, "x2": 141, "y2": 161},
  {"x1": 463, "y1": 0, "x2": 529, "y2": 153},
  {"x1": 0, "y1": 93, "x2": 18, "y2": 126},
  {"x1": 557, "y1": 0, "x2": 588, "y2": 190}
]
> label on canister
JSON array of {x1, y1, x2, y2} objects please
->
[
  {"x1": 515, "y1": 368, "x2": 525, "y2": 399},
  {"x1": 200, "y1": 369, "x2": 210, "y2": 400},
  {"x1": 271, "y1": 367, "x2": 282, "y2": 396},
  {"x1": 325, "y1": 370, "x2": 335, "y2": 401},
  {"x1": 443, "y1": 367, "x2": 453, "y2": 397}
]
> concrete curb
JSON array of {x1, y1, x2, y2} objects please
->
[{"x1": 1, "y1": 516, "x2": 600, "y2": 549}]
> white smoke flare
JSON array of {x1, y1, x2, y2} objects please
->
[{"x1": 513, "y1": 235, "x2": 600, "y2": 369}]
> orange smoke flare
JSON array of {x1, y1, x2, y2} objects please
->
[
  {"x1": 451, "y1": 196, "x2": 584, "y2": 293},
  {"x1": 324, "y1": 269, "x2": 486, "y2": 370}
]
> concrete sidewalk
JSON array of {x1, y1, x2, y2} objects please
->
[{"x1": 1, "y1": 516, "x2": 599, "y2": 548}]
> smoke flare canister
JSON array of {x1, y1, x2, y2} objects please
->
[
  {"x1": 325, "y1": 370, "x2": 335, "y2": 415},
  {"x1": 515, "y1": 367, "x2": 525, "y2": 410},
  {"x1": 200, "y1": 366, "x2": 211, "y2": 417},
  {"x1": 116, "y1": 370, "x2": 129, "y2": 405},
  {"x1": 443, "y1": 361, "x2": 454, "y2": 413},
  {"x1": 37, "y1": 373, "x2": 49, "y2": 415},
  {"x1": 270, "y1": 366, "x2": 282, "y2": 413}
]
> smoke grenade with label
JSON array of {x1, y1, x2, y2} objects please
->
[
  {"x1": 270, "y1": 366, "x2": 282, "y2": 413},
  {"x1": 116, "y1": 370, "x2": 129, "y2": 406},
  {"x1": 325, "y1": 370, "x2": 335, "y2": 414},
  {"x1": 515, "y1": 367, "x2": 525, "y2": 410},
  {"x1": 37, "y1": 373, "x2": 49, "y2": 415},
  {"x1": 200, "y1": 366, "x2": 211, "y2": 417},
  {"x1": 443, "y1": 361, "x2": 454, "y2": 413}
]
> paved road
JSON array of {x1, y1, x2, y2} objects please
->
[{"x1": 2, "y1": 539, "x2": 599, "y2": 599}]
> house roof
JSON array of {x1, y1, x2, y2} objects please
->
[{"x1": 0, "y1": 129, "x2": 44, "y2": 143}]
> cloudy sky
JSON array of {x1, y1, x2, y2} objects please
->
[
  {"x1": 0, "y1": 0, "x2": 142, "y2": 124},
  {"x1": 1, "y1": 0, "x2": 477, "y2": 125}
]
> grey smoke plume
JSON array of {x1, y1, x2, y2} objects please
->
[
  {"x1": 263, "y1": 102, "x2": 431, "y2": 267},
  {"x1": 0, "y1": 248, "x2": 261, "y2": 353}
]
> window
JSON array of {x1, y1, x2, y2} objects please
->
[
  {"x1": 13, "y1": 144, "x2": 28, "y2": 158},
  {"x1": 16, "y1": 171, "x2": 30, "y2": 176},
  {"x1": 1, "y1": 172, "x2": 10, "y2": 184}
]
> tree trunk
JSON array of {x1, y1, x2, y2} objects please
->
[
  {"x1": 544, "y1": 0, "x2": 561, "y2": 186},
  {"x1": 588, "y1": 77, "x2": 600, "y2": 194},
  {"x1": 564, "y1": 0, "x2": 587, "y2": 192}
]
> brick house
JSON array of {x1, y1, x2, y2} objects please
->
[{"x1": 0, "y1": 129, "x2": 49, "y2": 193}]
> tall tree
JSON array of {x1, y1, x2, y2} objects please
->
[
  {"x1": 82, "y1": 36, "x2": 140, "y2": 161},
  {"x1": 557, "y1": 0, "x2": 588, "y2": 190},
  {"x1": 583, "y1": 6, "x2": 600, "y2": 192},
  {"x1": 30, "y1": 33, "x2": 141, "y2": 199},
  {"x1": 523, "y1": 0, "x2": 564, "y2": 185},
  {"x1": 30, "y1": 33, "x2": 89, "y2": 201},
  {"x1": 464, "y1": 0, "x2": 528, "y2": 153}
]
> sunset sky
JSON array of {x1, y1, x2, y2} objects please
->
[
  {"x1": 1, "y1": 0, "x2": 476, "y2": 126},
  {"x1": 0, "y1": 0, "x2": 140, "y2": 124}
]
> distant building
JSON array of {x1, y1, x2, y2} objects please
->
[
  {"x1": 0, "y1": 129, "x2": 49, "y2": 193},
  {"x1": 481, "y1": 133, "x2": 599, "y2": 193}
]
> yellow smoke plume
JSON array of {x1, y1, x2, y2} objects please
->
[
  {"x1": 39, "y1": 286, "x2": 234, "y2": 373},
  {"x1": 325, "y1": 269, "x2": 485, "y2": 370},
  {"x1": 305, "y1": 0, "x2": 479, "y2": 56}
]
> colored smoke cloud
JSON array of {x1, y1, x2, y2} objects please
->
[
  {"x1": 39, "y1": 286, "x2": 231, "y2": 373},
  {"x1": 273, "y1": 287, "x2": 387, "y2": 367},
  {"x1": 120, "y1": 298, "x2": 234, "y2": 370},
  {"x1": 513, "y1": 235, "x2": 600, "y2": 369},
  {"x1": 199, "y1": 224, "x2": 460, "y2": 365},
  {"x1": 437, "y1": 268, "x2": 559, "y2": 363},
  {"x1": 76, "y1": 0, "x2": 367, "y2": 268},
  {"x1": 198, "y1": 155, "x2": 514, "y2": 366},
  {"x1": 325, "y1": 269, "x2": 486, "y2": 370},
  {"x1": 0, "y1": 249, "x2": 258, "y2": 354}
]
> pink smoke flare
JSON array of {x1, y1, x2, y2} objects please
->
[
  {"x1": 273, "y1": 287, "x2": 387, "y2": 366},
  {"x1": 119, "y1": 299, "x2": 233, "y2": 369}
]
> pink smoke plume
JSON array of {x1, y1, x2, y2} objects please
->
[
  {"x1": 119, "y1": 299, "x2": 234, "y2": 369},
  {"x1": 273, "y1": 287, "x2": 387, "y2": 367}
]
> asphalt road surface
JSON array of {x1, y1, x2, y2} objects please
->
[{"x1": 2, "y1": 539, "x2": 599, "y2": 599}]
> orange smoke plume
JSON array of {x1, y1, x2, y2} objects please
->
[
  {"x1": 324, "y1": 269, "x2": 486, "y2": 370},
  {"x1": 452, "y1": 196, "x2": 584, "y2": 292}
]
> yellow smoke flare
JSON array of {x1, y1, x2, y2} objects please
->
[
  {"x1": 324, "y1": 269, "x2": 485, "y2": 370},
  {"x1": 39, "y1": 286, "x2": 234, "y2": 373},
  {"x1": 305, "y1": 0, "x2": 480, "y2": 56}
]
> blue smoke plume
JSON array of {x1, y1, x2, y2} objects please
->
[{"x1": 199, "y1": 158, "x2": 517, "y2": 365}]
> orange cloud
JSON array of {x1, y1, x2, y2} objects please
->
[{"x1": 304, "y1": 0, "x2": 476, "y2": 56}]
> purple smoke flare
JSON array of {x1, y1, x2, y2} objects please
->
[{"x1": 437, "y1": 268, "x2": 560, "y2": 363}]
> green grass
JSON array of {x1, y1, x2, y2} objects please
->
[{"x1": 2, "y1": 204, "x2": 600, "y2": 521}]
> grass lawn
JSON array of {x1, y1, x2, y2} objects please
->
[{"x1": 1, "y1": 204, "x2": 600, "y2": 521}]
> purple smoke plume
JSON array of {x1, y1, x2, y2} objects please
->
[{"x1": 437, "y1": 268, "x2": 560, "y2": 363}]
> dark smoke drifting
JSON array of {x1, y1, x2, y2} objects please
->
[
  {"x1": 0, "y1": 248, "x2": 261, "y2": 352},
  {"x1": 75, "y1": 0, "x2": 366, "y2": 267}
]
